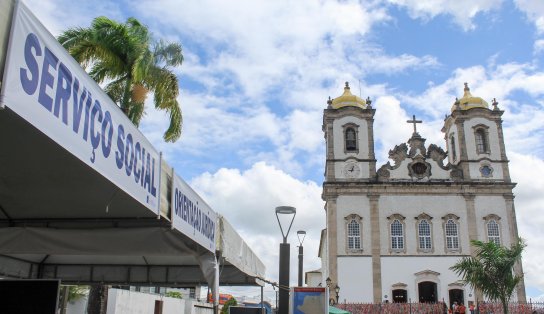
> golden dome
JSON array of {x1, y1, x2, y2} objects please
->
[
  {"x1": 331, "y1": 82, "x2": 368, "y2": 109},
  {"x1": 451, "y1": 83, "x2": 489, "y2": 111}
]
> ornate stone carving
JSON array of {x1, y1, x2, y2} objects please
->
[
  {"x1": 408, "y1": 134, "x2": 427, "y2": 157},
  {"x1": 377, "y1": 165, "x2": 391, "y2": 181},
  {"x1": 427, "y1": 144, "x2": 448, "y2": 170},
  {"x1": 408, "y1": 156, "x2": 431, "y2": 180},
  {"x1": 389, "y1": 143, "x2": 408, "y2": 168}
]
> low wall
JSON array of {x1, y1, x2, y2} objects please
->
[{"x1": 107, "y1": 289, "x2": 213, "y2": 314}]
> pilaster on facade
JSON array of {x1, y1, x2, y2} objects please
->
[
  {"x1": 462, "y1": 193, "x2": 478, "y2": 254},
  {"x1": 367, "y1": 118, "x2": 377, "y2": 177},
  {"x1": 495, "y1": 120, "x2": 511, "y2": 182},
  {"x1": 368, "y1": 194, "x2": 382, "y2": 303},
  {"x1": 503, "y1": 194, "x2": 526, "y2": 302},
  {"x1": 326, "y1": 199, "x2": 339, "y2": 287}
]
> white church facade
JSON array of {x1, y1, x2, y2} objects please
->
[{"x1": 318, "y1": 82, "x2": 526, "y2": 306}]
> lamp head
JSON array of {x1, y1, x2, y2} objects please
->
[
  {"x1": 275, "y1": 206, "x2": 296, "y2": 214},
  {"x1": 297, "y1": 230, "x2": 306, "y2": 245},
  {"x1": 335, "y1": 285, "x2": 340, "y2": 293},
  {"x1": 326, "y1": 277, "x2": 331, "y2": 287},
  {"x1": 275, "y1": 206, "x2": 296, "y2": 242}
]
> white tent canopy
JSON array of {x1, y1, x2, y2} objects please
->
[{"x1": 0, "y1": 0, "x2": 264, "y2": 290}]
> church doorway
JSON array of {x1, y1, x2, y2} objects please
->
[
  {"x1": 392, "y1": 289, "x2": 407, "y2": 303},
  {"x1": 418, "y1": 281, "x2": 437, "y2": 303},
  {"x1": 449, "y1": 289, "x2": 464, "y2": 308}
]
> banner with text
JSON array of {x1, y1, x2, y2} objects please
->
[
  {"x1": 171, "y1": 174, "x2": 217, "y2": 252},
  {"x1": 0, "y1": 2, "x2": 160, "y2": 214}
]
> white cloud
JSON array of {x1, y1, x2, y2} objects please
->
[
  {"x1": 386, "y1": 0, "x2": 503, "y2": 31},
  {"x1": 534, "y1": 39, "x2": 544, "y2": 55},
  {"x1": 190, "y1": 162, "x2": 325, "y2": 283},
  {"x1": 509, "y1": 153, "x2": 544, "y2": 290},
  {"x1": 515, "y1": 0, "x2": 544, "y2": 34}
]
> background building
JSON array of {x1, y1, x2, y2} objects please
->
[{"x1": 319, "y1": 82, "x2": 525, "y2": 306}]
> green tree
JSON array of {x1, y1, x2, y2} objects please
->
[
  {"x1": 221, "y1": 297, "x2": 237, "y2": 314},
  {"x1": 450, "y1": 238, "x2": 525, "y2": 314},
  {"x1": 165, "y1": 291, "x2": 183, "y2": 299},
  {"x1": 58, "y1": 16, "x2": 183, "y2": 142}
]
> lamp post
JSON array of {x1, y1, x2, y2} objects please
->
[
  {"x1": 334, "y1": 285, "x2": 340, "y2": 304},
  {"x1": 275, "y1": 206, "x2": 296, "y2": 314},
  {"x1": 326, "y1": 277, "x2": 333, "y2": 305},
  {"x1": 297, "y1": 230, "x2": 306, "y2": 287}
]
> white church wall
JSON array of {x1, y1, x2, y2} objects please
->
[
  {"x1": 384, "y1": 159, "x2": 411, "y2": 179},
  {"x1": 468, "y1": 161, "x2": 504, "y2": 180},
  {"x1": 338, "y1": 257, "x2": 373, "y2": 303},
  {"x1": 474, "y1": 195, "x2": 511, "y2": 246},
  {"x1": 332, "y1": 116, "x2": 369, "y2": 159},
  {"x1": 463, "y1": 117, "x2": 502, "y2": 161},
  {"x1": 426, "y1": 159, "x2": 450, "y2": 180},
  {"x1": 336, "y1": 195, "x2": 371, "y2": 254},
  {"x1": 381, "y1": 256, "x2": 474, "y2": 304},
  {"x1": 379, "y1": 195, "x2": 469, "y2": 255}
]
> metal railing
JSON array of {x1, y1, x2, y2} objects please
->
[{"x1": 335, "y1": 301, "x2": 544, "y2": 314}]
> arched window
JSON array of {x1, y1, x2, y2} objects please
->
[
  {"x1": 487, "y1": 219, "x2": 501, "y2": 245},
  {"x1": 473, "y1": 125, "x2": 490, "y2": 154},
  {"x1": 418, "y1": 219, "x2": 432, "y2": 250},
  {"x1": 347, "y1": 219, "x2": 361, "y2": 250},
  {"x1": 391, "y1": 219, "x2": 404, "y2": 250},
  {"x1": 445, "y1": 219, "x2": 459, "y2": 250},
  {"x1": 449, "y1": 134, "x2": 457, "y2": 162},
  {"x1": 345, "y1": 127, "x2": 357, "y2": 151}
]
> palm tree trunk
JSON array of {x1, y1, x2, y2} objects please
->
[
  {"x1": 121, "y1": 78, "x2": 133, "y2": 115},
  {"x1": 87, "y1": 284, "x2": 108, "y2": 314}
]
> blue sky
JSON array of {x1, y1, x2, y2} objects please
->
[{"x1": 25, "y1": 0, "x2": 544, "y2": 301}]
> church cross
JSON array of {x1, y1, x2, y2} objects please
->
[{"x1": 407, "y1": 115, "x2": 422, "y2": 133}]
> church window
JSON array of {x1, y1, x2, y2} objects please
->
[
  {"x1": 487, "y1": 219, "x2": 501, "y2": 245},
  {"x1": 347, "y1": 219, "x2": 361, "y2": 250},
  {"x1": 418, "y1": 219, "x2": 432, "y2": 250},
  {"x1": 442, "y1": 214, "x2": 461, "y2": 253},
  {"x1": 445, "y1": 219, "x2": 459, "y2": 250},
  {"x1": 473, "y1": 125, "x2": 490, "y2": 154},
  {"x1": 345, "y1": 127, "x2": 357, "y2": 152},
  {"x1": 391, "y1": 220, "x2": 404, "y2": 250},
  {"x1": 345, "y1": 214, "x2": 363, "y2": 253},
  {"x1": 450, "y1": 134, "x2": 457, "y2": 162}
]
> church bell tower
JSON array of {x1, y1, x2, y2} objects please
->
[
  {"x1": 322, "y1": 82, "x2": 376, "y2": 182},
  {"x1": 442, "y1": 83, "x2": 511, "y2": 182}
]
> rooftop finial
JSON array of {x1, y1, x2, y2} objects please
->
[
  {"x1": 327, "y1": 96, "x2": 332, "y2": 107},
  {"x1": 492, "y1": 98, "x2": 499, "y2": 110},
  {"x1": 345, "y1": 81, "x2": 350, "y2": 89},
  {"x1": 464, "y1": 82, "x2": 469, "y2": 91}
]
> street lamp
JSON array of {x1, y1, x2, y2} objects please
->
[
  {"x1": 334, "y1": 285, "x2": 340, "y2": 304},
  {"x1": 275, "y1": 206, "x2": 296, "y2": 314},
  {"x1": 297, "y1": 230, "x2": 306, "y2": 287}
]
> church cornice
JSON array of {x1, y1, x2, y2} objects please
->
[{"x1": 321, "y1": 181, "x2": 516, "y2": 199}]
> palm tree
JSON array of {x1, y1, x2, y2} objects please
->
[
  {"x1": 58, "y1": 16, "x2": 183, "y2": 142},
  {"x1": 450, "y1": 238, "x2": 525, "y2": 314}
]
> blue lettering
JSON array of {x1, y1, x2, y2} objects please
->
[
  {"x1": 38, "y1": 47, "x2": 58, "y2": 111},
  {"x1": 134, "y1": 142, "x2": 141, "y2": 183},
  {"x1": 115, "y1": 124, "x2": 125, "y2": 169},
  {"x1": 53, "y1": 62, "x2": 72, "y2": 125},
  {"x1": 144, "y1": 152, "x2": 151, "y2": 192},
  {"x1": 101, "y1": 111, "x2": 113, "y2": 158},
  {"x1": 124, "y1": 133, "x2": 134, "y2": 176},
  {"x1": 90, "y1": 100, "x2": 103, "y2": 151},
  {"x1": 82, "y1": 91, "x2": 93, "y2": 141},
  {"x1": 20, "y1": 33, "x2": 41, "y2": 95}
]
